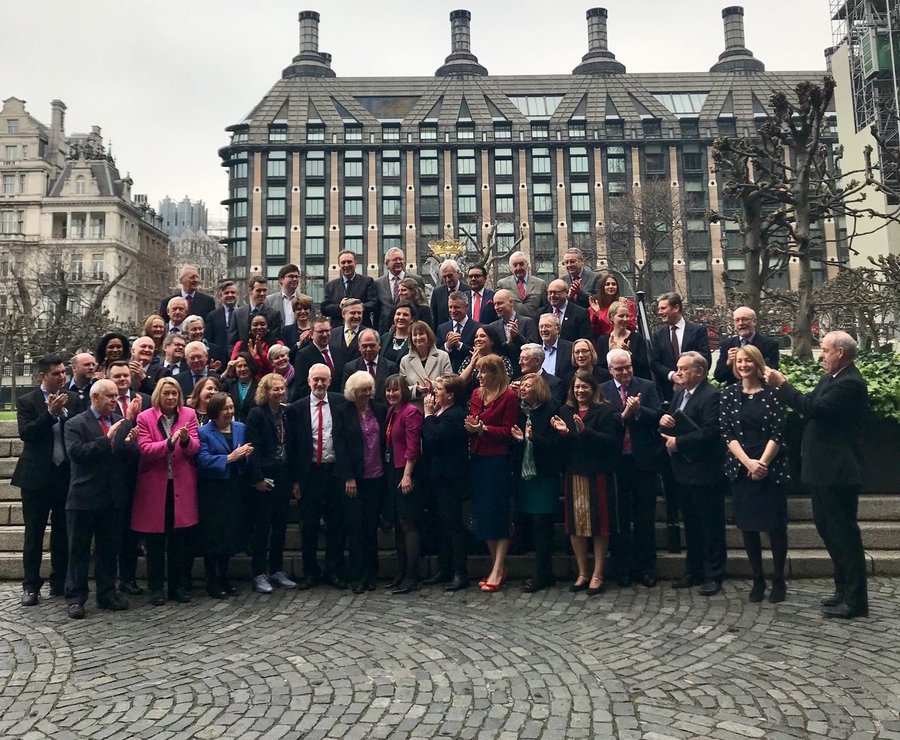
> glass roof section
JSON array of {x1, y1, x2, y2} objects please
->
[
  {"x1": 509, "y1": 96, "x2": 563, "y2": 118},
  {"x1": 652, "y1": 93, "x2": 708, "y2": 116}
]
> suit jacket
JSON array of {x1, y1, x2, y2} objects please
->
[
  {"x1": 280, "y1": 323, "x2": 312, "y2": 365},
  {"x1": 562, "y1": 269, "x2": 601, "y2": 308},
  {"x1": 333, "y1": 400, "x2": 387, "y2": 481},
  {"x1": 421, "y1": 403, "x2": 469, "y2": 482},
  {"x1": 265, "y1": 290, "x2": 300, "y2": 328},
  {"x1": 341, "y1": 356, "x2": 399, "y2": 402},
  {"x1": 665, "y1": 380, "x2": 724, "y2": 486},
  {"x1": 776, "y1": 364, "x2": 868, "y2": 487},
  {"x1": 159, "y1": 291, "x2": 216, "y2": 323},
  {"x1": 375, "y1": 272, "x2": 425, "y2": 333},
  {"x1": 385, "y1": 402, "x2": 424, "y2": 470},
  {"x1": 286, "y1": 392, "x2": 345, "y2": 483},
  {"x1": 205, "y1": 305, "x2": 239, "y2": 354},
  {"x1": 557, "y1": 402, "x2": 619, "y2": 474},
  {"x1": 650, "y1": 320, "x2": 712, "y2": 401},
  {"x1": 64, "y1": 409, "x2": 137, "y2": 510},
  {"x1": 601, "y1": 376, "x2": 662, "y2": 471},
  {"x1": 320, "y1": 275, "x2": 378, "y2": 328},
  {"x1": 542, "y1": 339, "x2": 574, "y2": 380},
  {"x1": 12, "y1": 387, "x2": 80, "y2": 489},
  {"x1": 224, "y1": 377, "x2": 259, "y2": 422},
  {"x1": 430, "y1": 281, "x2": 469, "y2": 329},
  {"x1": 177, "y1": 370, "x2": 221, "y2": 399},
  {"x1": 436, "y1": 318, "x2": 482, "y2": 372},
  {"x1": 713, "y1": 333, "x2": 781, "y2": 384},
  {"x1": 330, "y1": 325, "x2": 362, "y2": 362},
  {"x1": 541, "y1": 302, "x2": 592, "y2": 342},
  {"x1": 496, "y1": 275, "x2": 547, "y2": 320},
  {"x1": 468, "y1": 289, "x2": 498, "y2": 325},
  {"x1": 511, "y1": 401, "x2": 561, "y2": 479},
  {"x1": 489, "y1": 315, "x2": 540, "y2": 374},
  {"x1": 232, "y1": 303, "x2": 282, "y2": 345},
  {"x1": 541, "y1": 369, "x2": 566, "y2": 406},
  {"x1": 245, "y1": 404, "x2": 290, "y2": 482},
  {"x1": 293, "y1": 342, "x2": 346, "y2": 398},
  {"x1": 597, "y1": 332, "x2": 652, "y2": 381},
  {"x1": 196, "y1": 420, "x2": 248, "y2": 480},
  {"x1": 398, "y1": 348, "x2": 453, "y2": 399},
  {"x1": 67, "y1": 379, "x2": 95, "y2": 414}
]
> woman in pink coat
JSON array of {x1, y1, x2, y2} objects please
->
[{"x1": 132, "y1": 376, "x2": 200, "y2": 605}]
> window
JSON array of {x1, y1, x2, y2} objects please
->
[
  {"x1": 267, "y1": 151, "x2": 287, "y2": 178},
  {"x1": 382, "y1": 125, "x2": 400, "y2": 142},
  {"x1": 268, "y1": 125, "x2": 287, "y2": 142},
  {"x1": 686, "y1": 218, "x2": 709, "y2": 251},
  {"x1": 234, "y1": 200, "x2": 250, "y2": 217},
  {"x1": 644, "y1": 145, "x2": 666, "y2": 175},
  {"x1": 680, "y1": 119, "x2": 700, "y2": 138},
  {"x1": 344, "y1": 125, "x2": 362, "y2": 142},
  {"x1": 642, "y1": 119, "x2": 661, "y2": 138},
  {"x1": 510, "y1": 96, "x2": 563, "y2": 117},
  {"x1": 457, "y1": 149, "x2": 476, "y2": 176},
  {"x1": 531, "y1": 122, "x2": 549, "y2": 140},
  {"x1": 7, "y1": 119, "x2": 18, "y2": 134},
  {"x1": 266, "y1": 225, "x2": 286, "y2": 257},
  {"x1": 608, "y1": 181, "x2": 626, "y2": 197},
  {"x1": 231, "y1": 130, "x2": 248, "y2": 143},
  {"x1": 606, "y1": 120, "x2": 624, "y2": 139},
  {"x1": 419, "y1": 124, "x2": 437, "y2": 142},
  {"x1": 263, "y1": 198, "x2": 281, "y2": 218},
  {"x1": 1, "y1": 175, "x2": 14, "y2": 195},
  {"x1": 494, "y1": 148, "x2": 513, "y2": 177},
  {"x1": 305, "y1": 224, "x2": 325, "y2": 256},
  {"x1": 571, "y1": 182, "x2": 590, "y2": 213},
  {"x1": 458, "y1": 183, "x2": 477, "y2": 215},
  {"x1": 532, "y1": 148, "x2": 551, "y2": 176},
  {"x1": 533, "y1": 183, "x2": 553, "y2": 214},
  {"x1": 18, "y1": 174, "x2": 25, "y2": 193},
  {"x1": 683, "y1": 179, "x2": 706, "y2": 211},
  {"x1": 344, "y1": 185, "x2": 363, "y2": 217},
  {"x1": 306, "y1": 125, "x2": 324, "y2": 142},
  {"x1": 569, "y1": 147, "x2": 589, "y2": 175},
  {"x1": 0, "y1": 210, "x2": 23, "y2": 234},
  {"x1": 231, "y1": 240, "x2": 246, "y2": 258},
  {"x1": 304, "y1": 263, "x2": 326, "y2": 302},
  {"x1": 568, "y1": 121, "x2": 587, "y2": 139},
  {"x1": 231, "y1": 162, "x2": 247, "y2": 179},
  {"x1": 382, "y1": 150, "x2": 401, "y2": 178},
  {"x1": 306, "y1": 151, "x2": 325, "y2": 178},
  {"x1": 457, "y1": 124, "x2": 474, "y2": 141},
  {"x1": 231, "y1": 186, "x2": 248, "y2": 200},
  {"x1": 71, "y1": 214, "x2": 86, "y2": 238},
  {"x1": 420, "y1": 149, "x2": 439, "y2": 177},
  {"x1": 382, "y1": 223, "x2": 402, "y2": 254},
  {"x1": 89, "y1": 215, "x2": 105, "y2": 239},
  {"x1": 606, "y1": 146, "x2": 626, "y2": 175},
  {"x1": 305, "y1": 186, "x2": 325, "y2": 217},
  {"x1": 382, "y1": 185, "x2": 401, "y2": 217},
  {"x1": 3, "y1": 145, "x2": 16, "y2": 163},
  {"x1": 229, "y1": 225, "x2": 247, "y2": 239},
  {"x1": 75, "y1": 175, "x2": 86, "y2": 194},
  {"x1": 682, "y1": 144, "x2": 704, "y2": 173},
  {"x1": 718, "y1": 118, "x2": 737, "y2": 137},
  {"x1": 493, "y1": 122, "x2": 511, "y2": 140},
  {"x1": 495, "y1": 183, "x2": 514, "y2": 215},
  {"x1": 344, "y1": 150, "x2": 362, "y2": 178},
  {"x1": 91, "y1": 253, "x2": 105, "y2": 278},
  {"x1": 70, "y1": 254, "x2": 83, "y2": 279},
  {"x1": 344, "y1": 224, "x2": 364, "y2": 256},
  {"x1": 420, "y1": 184, "x2": 440, "y2": 217}
]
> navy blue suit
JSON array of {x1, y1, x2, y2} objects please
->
[
  {"x1": 436, "y1": 318, "x2": 482, "y2": 372},
  {"x1": 713, "y1": 333, "x2": 780, "y2": 384}
]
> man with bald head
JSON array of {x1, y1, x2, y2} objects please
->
[
  {"x1": 489, "y1": 288, "x2": 539, "y2": 372},
  {"x1": 497, "y1": 250, "x2": 548, "y2": 320},
  {"x1": 158, "y1": 264, "x2": 215, "y2": 322},
  {"x1": 766, "y1": 332, "x2": 870, "y2": 619},
  {"x1": 165, "y1": 296, "x2": 189, "y2": 334},
  {"x1": 68, "y1": 352, "x2": 97, "y2": 412},
  {"x1": 714, "y1": 306, "x2": 780, "y2": 384},
  {"x1": 539, "y1": 278, "x2": 591, "y2": 342}
]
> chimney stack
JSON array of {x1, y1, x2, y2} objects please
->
[
  {"x1": 48, "y1": 99, "x2": 67, "y2": 171},
  {"x1": 436, "y1": 10, "x2": 488, "y2": 76},
  {"x1": 710, "y1": 6, "x2": 765, "y2": 72},
  {"x1": 283, "y1": 10, "x2": 336, "y2": 79},
  {"x1": 573, "y1": 8, "x2": 625, "y2": 75}
]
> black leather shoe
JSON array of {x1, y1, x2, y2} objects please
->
[
  {"x1": 748, "y1": 576, "x2": 766, "y2": 603},
  {"x1": 326, "y1": 576, "x2": 348, "y2": 591},
  {"x1": 365, "y1": 580, "x2": 378, "y2": 592},
  {"x1": 149, "y1": 591, "x2": 166, "y2": 606},
  {"x1": 569, "y1": 577, "x2": 589, "y2": 593},
  {"x1": 521, "y1": 578, "x2": 552, "y2": 594},
  {"x1": 206, "y1": 586, "x2": 227, "y2": 599},
  {"x1": 697, "y1": 580, "x2": 722, "y2": 596},
  {"x1": 822, "y1": 602, "x2": 869, "y2": 619},
  {"x1": 391, "y1": 579, "x2": 418, "y2": 595},
  {"x1": 119, "y1": 581, "x2": 144, "y2": 596},
  {"x1": 21, "y1": 590, "x2": 39, "y2": 607},
  {"x1": 672, "y1": 575, "x2": 697, "y2": 589},
  {"x1": 294, "y1": 576, "x2": 314, "y2": 591},
  {"x1": 170, "y1": 589, "x2": 191, "y2": 604},
  {"x1": 820, "y1": 592, "x2": 844, "y2": 607},
  {"x1": 98, "y1": 596, "x2": 129, "y2": 611},
  {"x1": 586, "y1": 580, "x2": 606, "y2": 597},
  {"x1": 351, "y1": 582, "x2": 366, "y2": 594},
  {"x1": 49, "y1": 584, "x2": 64, "y2": 597},
  {"x1": 445, "y1": 576, "x2": 469, "y2": 592},
  {"x1": 769, "y1": 579, "x2": 787, "y2": 604},
  {"x1": 637, "y1": 573, "x2": 657, "y2": 588},
  {"x1": 67, "y1": 603, "x2": 85, "y2": 619},
  {"x1": 422, "y1": 571, "x2": 452, "y2": 586},
  {"x1": 222, "y1": 582, "x2": 238, "y2": 596}
]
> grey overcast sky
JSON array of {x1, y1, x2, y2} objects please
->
[{"x1": 5, "y1": 0, "x2": 834, "y2": 222}]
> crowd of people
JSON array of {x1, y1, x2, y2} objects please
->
[{"x1": 13, "y1": 250, "x2": 871, "y2": 620}]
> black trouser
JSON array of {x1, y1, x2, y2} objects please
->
[
  {"x1": 678, "y1": 482, "x2": 727, "y2": 582},
  {"x1": 117, "y1": 490, "x2": 140, "y2": 585},
  {"x1": 531, "y1": 513, "x2": 555, "y2": 584},
  {"x1": 250, "y1": 472, "x2": 291, "y2": 577},
  {"x1": 431, "y1": 475, "x2": 468, "y2": 578},
  {"x1": 342, "y1": 477, "x2": 383, "y2": 586},
  {"x1": 390, "y1": 465, "x2": 421, "y2": 584},
  {"x1": 611, "y1": 457, "x2": 659, "y2": 578},
  {"x1": 811, "y1": 484, "x2": 868, "y2": 610},
  {"x1": 204, "y1": 554, "x2": 231, "y2": 589},
  {"x1": 145, "y1": 482, "x2": 186, "y2": 596},
  {"x1": 300, "y1": 463, "x2": 345, "y2": 579},
  {"x1": 21, "y1": 479, "x2": 69, "y2": 593},
  {"x1": 65, "y1": 507, "x2": 122, "y2": 606}
]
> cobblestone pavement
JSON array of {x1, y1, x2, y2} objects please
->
[{"x1": 0, "y1": 579, "x2": 899, "y2": 740}]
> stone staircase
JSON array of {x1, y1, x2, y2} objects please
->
[{"x1": 1, "y1": 419, "x2": 898, "y2": 582}]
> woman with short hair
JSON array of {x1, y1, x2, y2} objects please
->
[{"x1": 398, "y1": 320, "x2": 452, "y2": 400}]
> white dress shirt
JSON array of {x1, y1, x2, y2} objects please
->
[{"x1": 310, "y1": 393, "x2": 335, "y2": 463}]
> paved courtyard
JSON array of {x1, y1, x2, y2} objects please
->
[{"x1": 0, "y1": 579, "x2": 898, "y2": 739}]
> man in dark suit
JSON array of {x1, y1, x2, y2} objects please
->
[
  {"x1": 177, "y1": 341, "x2": 221, "y2": 398},
  {"x1": 436, "y1": 291, "x2": 481, "y2": 372},
  {"x1": 183, "y1": 316, "x2": 227, "y2": 370},
  {"x1": 232, "y1": 276, "x2": 282, "y2": 346},
  {"x1": 765, "y1": 332, "x2": 869, "y2": 619},
  {"x1": 330, "y1": 298, "x2": 364, "y2": 363},
  {"x1": 518, "y1": 344, "x2": 565, "y2": 405},
  {"x1": 149, "y1": 333, "x2": 189, "y2": 385},
  {"x1": 659, "y1": 351, "x2": 726, "y2": 596},
  {"x1": 430, "y1": 259, "x2": 468, "y2": 329},
  {"x1": 158, "y1": 265, "x2": 216, "y2": 324},
  {"x1": 374, "y1": 247, "x2": 425, "y2": 333},
  {"x1": 67, "y1": 352, "x2": 97, "y2": 413},
  {"x1": 541, "y1": 279, "x2": 591, "y2": 342},
  {"x1": 602, "y1": 348, "x2": 663, "y2": 587},
  {"x1": 321, "y1": 251, "x2": 378, "y2": 328},
  {"x1": 490, "y1": 289, "x2": 540, "y2": 374},
  {"x1": 62, "y1": 379, "x2": 139, "y2": 619},
  {"x1": 294, "y1": 316, "x2": 345, "y2": 397},
  {"x1": 341, "y1": 329, "x2": 398, "y2": 402},
  {"x1": 650, "y1": 291, "x2": 712, "y2": 402},
  {"x1": 496, "y1": 250, "x2": 547, "y2": 320},
  {"x1": 714, "y1": 306, "x2": 780, "y2": 384},
  {"x1": 537, "y1": 313, "x2": 574, "y2": 381},
  {"x1": 465, "y1": 265, "x2": 498, "y2": 325},
  {"x1": 205, "y1": 281, "x2": 240, "y2": 354},
  {"x1": 287, "y1": 363, "x2": 347, "y2": 589},
  {"x1": 265, "y1": 264, "x2": 302, "y2": 329},
  {"x1": 13, "y1": 355, "x2": 79, "y2": 607},
  {"x1": 561, "y1": 247, "x2": 601, "y2": 308}
]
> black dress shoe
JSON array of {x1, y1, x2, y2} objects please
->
[
  {"x1": 391, "y1": 579, "x2": 418, "y2": 595},
  {"x1": 170, "y1": 589, "x2": 191, "y2": 604},
  {"x1": 422, "y1": 571, "x2": 452, "y2": 586},
  {"x1": 351, "y1": 583, "x2": 366, "y2": 594},
  {"x1": 98, "y1": 596, "x2": 129, "y2": 611},
  {"x1": 67, "y1": 603, "x2": 86, "y2": 620},
  {"x1": 149, "y1": 591, "x2": 166, "y2": 606},
  {"x1": 748, "y1": 576, "x2": 766, "y2": 603},
  {"x1": 445, "y1": 576, "x2": 469, "y2": 592},
  {"x1": 637, "y1": 574, "x2": 657, "y2": 588},
  {"x1": 697, "y1": 580, "x2": 722, "y2": 596},
  {"x1": 21, "y1": 590, "x2": 39, "y2": 607},
  {"x1": 365, "y1": 580, "x2": 377, "y2": 592},
  {"x1": 521, "y1": 578, "x2": 551, "y2": 594},
  {"x1": 820, "y1": 592, "x2": 844, "y2": 607},
  {"x1": 769, "y1": 578, "x2": 787, "y2": 604},
  {"x1": 49, "y1": 585, "x2": 64, "y2": 597},
  {"x1": 294, "y1": 576, "x2": 314, "y2": 591},
  {"x1": 672, "y1": 574, "x2": 697, "y2": 589},
  {"x1": 119, "y1": 581, "x2": 144, "y2": 596},
  {"x1": 206, "y1": 586, "x2": 227, "y2": 599},
  {"x1": 822, "y1": 602, "x2": 869, "y2": 619},
  {"x1": 221, "y1": 582, "x2": 238, "y2": 596},
  {"x1": 326, "y1": 576, "x2": 348, "y2": 590},
  {"x1": 586, "y1": 580, "x2": 606, "y2": 597}
]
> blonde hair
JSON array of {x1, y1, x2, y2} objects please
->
[
  {"x1": 151, "y1": 376, "x2": 184, "y2": 409},
  {"x1": 734, "y1": 344, "x2": 766, "y2": 381},
  {"x1": 476, "y1": 353, "x2": 509, "y2": 395}
]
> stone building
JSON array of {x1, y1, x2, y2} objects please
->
[
  {"x1": 218, "y1": 6, "x2": 845, "y2": 305},
  {"x1": 0, "y1": 97, "x2": 170, "y2": 330}
]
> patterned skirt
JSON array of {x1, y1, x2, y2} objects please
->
[{"x1": 563, "y1": 472, "x2": 611, "y2": 538}]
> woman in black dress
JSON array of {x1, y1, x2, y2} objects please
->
[
  {"x1": 196, "y1": 392, "x2": 253, "y2": 597},
  {"x1": 380, "y1": 301, "x2": 414, "y2": 365},
  {"x1": 596, "y1": 301, "x2": 651, "y2": 381},
  {"x1": 720, "y1": 344, "x2": 789, "y2": 603}
]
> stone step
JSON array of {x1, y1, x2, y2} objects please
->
[
  {"x1": 0, "y1": 480, "x2": 17, "y2": 501},
  {"x1": 0, "y1": 420, "x2": 18, "y2": 438}
]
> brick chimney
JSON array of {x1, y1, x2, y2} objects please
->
[
  {"x1": 710, "y1": 6, "x2": 765, "y2": 72},
  {"x1": 573, "y1": 8, "x2": 626, "y2": 75},
  {"x1": 436, "y1": 10, "x2": 488, "y2": 76},
  {"x1": 283, "y1": 10, "x2": 336, "y2": 79}
]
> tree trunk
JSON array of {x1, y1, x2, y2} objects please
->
[{"x1": 791, "y1": 166, "x2": 815, "y2": 362}]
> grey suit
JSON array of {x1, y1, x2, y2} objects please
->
[
  {"x1": 496, "y1": 275, "x2": 548, "y2": 320},
  {"x1": 562, "y1": 269, "x2": 601, "y2": 308},
  {"x1": 398, "y1": 348, "x2": 452, "y2": 399},
  {"x1": 265, "y1": 291, "x2": 300, "y2": 328}
]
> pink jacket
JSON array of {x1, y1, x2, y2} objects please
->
[{"x1": 131, "y1": 406, "x2": 200, "y2": 533}]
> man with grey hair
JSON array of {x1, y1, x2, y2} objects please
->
[
  {"x1": 177, "y1": 341, "x2": 219, "y2": 397},
  {"x1": 165, "y1": 296, "x2": 189, "y2": 334},
  {"x1": 497, "y1": 251, "x2": 547, "y2": 319},
  {"x1": 540, "y1": 278, "x2": 591, "y2": 342},
  {"x1": 430, "y1": 258, "x2": 469, "y2": 328},
  {"x1": 765, "y1": 331, "x2": 869, "y2": 619},
  {"x1": 158, "y1": 264, "x2": 215, "y2": 323},
  {"x1": 341, "y1": 328, "x2": 398, "y2": 401},
  {"x1": 518, "y1": 343, "x2": 564, "y2": 404},
  {"x1": 714, "y1": 306, "x2": 780, "y2": 385},
  {"x1": 331, "y1": 298, "x2": 364, "y2": 361},
  {"x1": 560, "y1": 247, "x2": 600, "y2": 308},
  {"x1": 375, "y1": 248, "x2": 424, "y2": 333}
]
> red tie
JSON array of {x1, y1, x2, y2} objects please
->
[
  {"x1": 555, "y1": 307, "x2": 562, "y2": 319},
  {"x1": 619, "y1": 384, "x2": 632, "y2": 454},
  {"x1": 517, "y1": 279, "x2": 526, "y2": 300},
  {"x1": 473, "y1": 292, "x2": 482, "y2": 322},
  {"x1": 316, "y1": 400, "x2": 324, "y2": 465},
  {"x1": 391, "y1": 276, "x2": 399, "y2": 301},
  {"x1": 120, "y1": 397, "x2": 128, "y2": 417},
  {"x1": 321, "y1": 347, "x2": 334, "y2": 372},
  {"x1": 99, "y1": 416, "x2": 110, "y2": 434}
]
